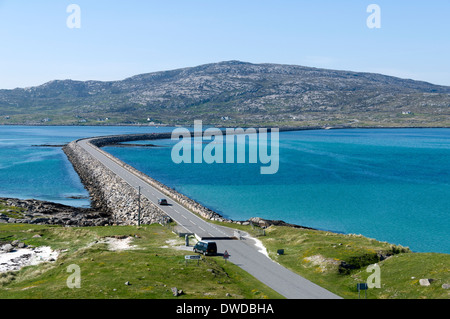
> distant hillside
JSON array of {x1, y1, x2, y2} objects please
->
[{"x1": 0, "y1": 61, "x2": 449, "y2": 127}]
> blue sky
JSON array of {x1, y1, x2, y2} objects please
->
[{"x1": 0, "y1": 0, "x2": 449, "y2": 89}]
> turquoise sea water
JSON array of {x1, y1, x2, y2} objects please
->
[
  {"x1": 104, "y1": 128, "x2": 450, "y2": 254},
  {"x1": 0, "y1": 126, "x2": 448, "y2": 253},
  {"x1": 0, "y1": 126, "x2": 174, "y2": 207}
]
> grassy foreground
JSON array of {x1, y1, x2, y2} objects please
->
[
  {"x1": 206, "y1": 219, "x2": 449, "y2": 299},
  {"x1": 1, "y1": 220, "x2": 449, "y2": 299},
  {"x1": 247, "y1": 224, "x2": 449, "y2": 299},
  {"x1": 0, "y1": 223, "x2": 283, "y2": 299}
]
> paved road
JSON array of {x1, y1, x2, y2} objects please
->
[{"x1": 77, "y1": 138, "x2": 341, "y2": 299}]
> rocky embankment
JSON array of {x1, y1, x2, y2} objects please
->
[
  {"x1": 2, "y1": 132, "x2": 316, "y2": 230},
  {"x1": 0, "y1": 197, "x2": 110, "y2": 226},
  {"x1": 63, "y1": 139, "x2": 171, "y2": 226},
  {"x1": 85, "y1": 134, "x2": 229, "y2": 224},
  {"x1": 88, "y1": 134, "x2": 317, "y2": 230}
]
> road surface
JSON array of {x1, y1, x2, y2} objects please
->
[{"x1": 76, "y1": 137, "x2": 341, "y2": 299}]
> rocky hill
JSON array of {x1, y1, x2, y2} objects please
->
[{"x1": 0, "y1": 61, "x2": 449, "y2": 127}]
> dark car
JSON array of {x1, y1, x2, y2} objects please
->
[
  {"x1": 193, "y1": 240, "x2": 217, "y2": 256},
  {"x1": 158, "y1": 198, "x2": 168, "y2": 205}
]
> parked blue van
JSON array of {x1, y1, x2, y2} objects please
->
[{"x1": 193, "y1": 241, "x2": 217, "y2": 256}]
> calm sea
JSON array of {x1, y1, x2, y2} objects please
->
[
  {"x1": 105, "y1": 128, "x2": 450, "y2": 254},
  {"x1": 0, "y1": 126, "x2": 448, "y2": 253},
  {"x1": 0, "y1": 126, "x2": 174, "y2": 207}
]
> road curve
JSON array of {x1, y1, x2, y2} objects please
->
[{"x1": 76, "y1": 137, "x2": 342, "y2": 299}]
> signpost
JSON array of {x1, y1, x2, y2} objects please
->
[
  {"x1": 185, "y1": 255, "x2": 201, "y2": 266},
  {"x1": 357, "y1": 283, "x2": 368, "y2": 299}
]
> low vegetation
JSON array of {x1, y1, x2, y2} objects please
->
[
  {"x1": 1, "y1": 213, "x2": 448, "y2": 299},
  {"x1": 252, "y1": 225, "x2": 449, "y2": 299},
  {"x1": 207, "y1": 219, "x2": 449, "y2": 299},
  {"x1": 1, "y1": 61, "x2": 449, "y2": 127},
  {"x1": 0, "y1": 223, "x2": 283, "y2": 299}
]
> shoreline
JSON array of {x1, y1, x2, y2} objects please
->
[
  {"x1": 1, "y1": 123, "x2": 449, "y2": 130},
  {"x1": 70, "y1": 132, "x2": 320, "y2": 231},
  {"x1": 82, "y1": 130, "x2": 450, "y2": 254},
  {"x1": 2, "y1": 126, "x2": 449, "y2": 254},
  {"x1": 0, "y1": 197, "x2": 110, "y2": 227}
]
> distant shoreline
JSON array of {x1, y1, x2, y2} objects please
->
[
  {"x1": 0, "y1": 123, "x2": 449, "y2": 131},
  {"x1": 2, "y1": 125, "x2": 449, "y2": 254}
]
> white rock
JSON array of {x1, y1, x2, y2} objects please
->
[{"x1": 419, "y1": 279, "x2": 432, "y2": 286}]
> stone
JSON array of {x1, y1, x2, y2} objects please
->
[
  {"x1": 442, "y1": 284, "x2": 450, "y2": 289},
  {"x1": 2, "y1": 244, "x2": 14, "y2": 253},
  {"x1": 2, "y1": 244, "x2": 14, "y2": 252},
  {"x1": 171, "y1": 287, "x2": 183, "y2": 297},
  {"x1": 419, "y1": 279, "x2": 433, "y2": 286}
]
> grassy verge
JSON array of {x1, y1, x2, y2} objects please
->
[
  {"x1": 226, "y1": 223, "x2": 449, "y2": 299},
  {"x1": 2, "y1": 215, "x2": 448, "y2": 299},
  {"x1": 0, "y1": 223, "x2": 283, "y2": 299}
]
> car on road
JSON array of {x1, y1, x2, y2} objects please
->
[
  {"x1": 193, "y1": 240, "x2": 217, "y2": 256},
  {"x1": 158, "y1": 198, "x2": 168, "y2": 205}
]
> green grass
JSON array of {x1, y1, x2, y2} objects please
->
[
  {"x1": 0, "y1": 223, "x2": 283, "y2": 299},
  {"x1": 206, "y1": 219, "x2": 449, "y2": 299},
  {"x1": 257, "y1": 226, "x2": 449, "y2": 299},
  {"x1": 1, "y1": 216, "x2": 448, "y2": 299}
]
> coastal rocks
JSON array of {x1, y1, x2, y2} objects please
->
[
  {"x1": 63, "y1": 140, "x2": 170, "y2": 226},
  {"x1": 1, "y1": 241, "x2": 26, "y2": 252},
  {"x1": 1, "y1": 244, "x2": 14, "y2": 253},
  {"x1": 85, "y1": 135, "x2": 225, "y2": 223},
  {"x1": 65, "y1": 133, "x2": 313, "y2": 229},
  {"x1": 246, "y1": 217, "x2": 314, "y2": 230},
  {"x1": 90, "y1": 135, "x2": 227, "y2": 222},
  {"x1": 0, "y1": 197, "x2": 111, "y2": 227}
]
